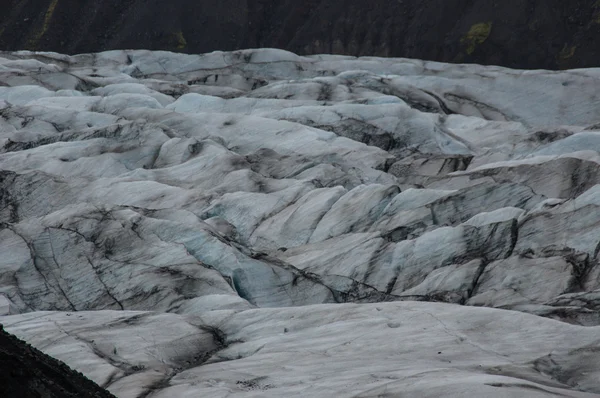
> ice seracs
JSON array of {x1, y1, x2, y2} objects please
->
[{"x1": 1, "y1": 48, "x2": 600, "y2": 396}]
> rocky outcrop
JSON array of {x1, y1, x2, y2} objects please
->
[
  {"x1": 1, "y1": 48, "x2": 600, "y2": 396},
  {"x1": 0, "y1": 324, "x2": 116, "y2": 398},
  {"x1": 1, "y1": 0, "x2": 600, "y2": 69}
]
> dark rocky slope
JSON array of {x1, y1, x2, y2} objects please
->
[
  {"x1": 1, "y1": 0, "x2": 599, "y2": 70},
  {"x1": 0, "y1": 325, "x2": 116, "y2": 398}
]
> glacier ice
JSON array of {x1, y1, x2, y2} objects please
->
[{"x1": 1, "y1": 48, "x2": 600, "y2": 397}]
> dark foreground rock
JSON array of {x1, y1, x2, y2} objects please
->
[
  {"x1": 1, "y1": 0, "x2": 599, "y2": 69},
  {"x1": 0, "y1": 325, "x2": 116, "y2": 398}
]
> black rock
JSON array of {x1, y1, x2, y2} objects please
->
[
  {"x1": 0, "y1": 324, "x2": 116, "y2": 398},
  {"x1": 1, "y1": 0, "x2": 599, "y2": 70}
]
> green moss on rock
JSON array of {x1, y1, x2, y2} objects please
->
[
  {"x1": 461, "y1": 22, "x2": 492, "y2": 55},
  {"x1": 173, "y1": 30, "x2": 187, "y2": 51},
  {"x1": 559, "y1": 44, "x2": 576, "y2": 60},
  {"x1": 26, "y1": 0, "x2": 59, "y2": 50}
]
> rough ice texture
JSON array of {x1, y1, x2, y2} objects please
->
[{"x1": 0, "y1": 48, "x2": 600, "y2": 397}]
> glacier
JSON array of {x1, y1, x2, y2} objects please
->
[{"x1": 1, "y1": 48, "x2": 600, "y2": 397}]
